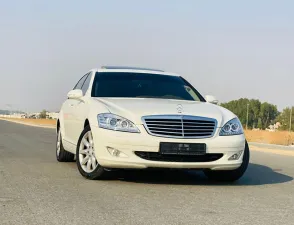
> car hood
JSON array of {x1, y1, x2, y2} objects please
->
[{"x1": 93, "y1": 98, "x2": 236, "y2": 127}]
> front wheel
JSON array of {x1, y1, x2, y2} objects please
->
[
  {"x1": 76, "y1": 125, "x2": 109, "y2": 180},
  {"x1": 56, "y1": 129, "x2": 75, "y2": 162},
  {"x1": 203, "y1": 140, "x2": 250, "y2": 182}
]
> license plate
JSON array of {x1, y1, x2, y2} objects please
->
[{"x1": 159, "y1": 143, "x2": 206, "y2": 155}]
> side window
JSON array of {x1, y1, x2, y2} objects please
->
[
  {"x1": 91, "y1": 72, "x2": 99, "y2": 97},
  {"x1": 81, "y1": 73, "x2": 92, "y2": 95},
  {"x1": 74, "y1": 73, "x2": 88, "y2": 90}
]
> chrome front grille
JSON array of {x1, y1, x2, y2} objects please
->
[{"x1": 142, "y1": 115, "x2": 217, "y2": 138}]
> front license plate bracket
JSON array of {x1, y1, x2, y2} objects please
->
[{"x1": 159, "y1": 143, "x2": 206, "y2": 155}]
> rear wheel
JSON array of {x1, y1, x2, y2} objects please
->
[
  {"x1": 204, "y1": 140, "x2": 250, "y2": 182},
  {"x1": 76, "y1": 125, "x2": 109, "y2": 180},
  {"x1": 56, "y1": 129, "x2": 75, "y2": 162}
]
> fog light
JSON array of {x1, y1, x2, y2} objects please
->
[
  {"x1": 107, "y1": 147, "x2": 128, "y2": 158},
  {"x1": 228, "y1": 151, "x2": 243, "y2": 160}
]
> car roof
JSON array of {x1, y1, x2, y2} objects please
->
[
  {"x1": 101, "y1": 66, "x2": 165, "y2": 72},
  {"x1": 91, "y1": 66, "x2": 179, "y2": 76}
]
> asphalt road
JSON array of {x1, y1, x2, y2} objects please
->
[{"x1": 0, "y1": 120, "x2": 293, "y2": 225}]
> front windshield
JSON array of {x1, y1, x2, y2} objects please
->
[{"x1": 91, "y1": 72, "x2": 205, "y2": 101}]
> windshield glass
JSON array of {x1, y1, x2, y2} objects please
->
[{"x1": 91, "y1": 72, "x2": 204, "y2": 101}]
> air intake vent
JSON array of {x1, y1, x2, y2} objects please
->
[{"x1": 135, "y1": 152, "x2": 223, "y2": 162}]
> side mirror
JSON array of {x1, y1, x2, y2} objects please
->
[
  {"x1": 205, "y1": 95, "x2": 218, "y2": 104},
  {"x1": 67, "y1": 89, "x2": 83, "y2": 99}
]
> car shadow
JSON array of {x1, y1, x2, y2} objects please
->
[{"x1": 115, "y1": 163, "x2": 293, "y2": 186}]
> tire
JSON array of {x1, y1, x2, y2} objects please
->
[
  {"x1": 76, "y1": 125, "x2": 108, "y2": 180},
  {"x1": 56, "y1": 129, "x2": 75, "y2": 162},
  {"x1": 203, "y1": 140, "x2": 250, "y2": 182}
]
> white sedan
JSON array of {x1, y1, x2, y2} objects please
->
[{"x1": 56, "y1": 66, "x2": 249, "y2": 182}]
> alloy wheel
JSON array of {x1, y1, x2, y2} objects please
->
[
  {"x1": 79, "y1": 131, "x2": 99, "y2": 173},
  {"x1": 56, "y1": 130, "x2": 61, "y2": 156}
]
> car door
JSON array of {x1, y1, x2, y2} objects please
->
[
  {"x1": 70, "y1": 72, "x2": 93, "y2": 144},
  {"x1": 62, "y1": 73, "x2": 88, "y2": 144}
]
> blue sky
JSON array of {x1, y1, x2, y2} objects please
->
[{"x1": 0, "y1": 0, "x2": 293, "y2": 112}]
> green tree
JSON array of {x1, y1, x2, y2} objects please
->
[
  {"x1": 276, "y1": 107, "x2": 294, "y2": 131},
  {"x1": 39, "y1": 110, "x2": 47, "y2": 119},
  {"x1": 259, "y1": 103, "x2": 279, "y2": 129},
  {"x1": 257, "y1": 118, "x2": 262, "y2": 129},
  {"x1": 221, "y1": 98, "x2": 279, "y2": 129},
  {"x1": 249, "y1": 99, "x2": 261, "y2": 128}
]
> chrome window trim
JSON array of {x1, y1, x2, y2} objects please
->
[{"x1": 142, "y1": 115, "x2": 218, "y2": 139}]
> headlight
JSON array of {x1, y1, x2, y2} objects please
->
[
  {"x1": 97, "y1": 113, "x2": 140, "y2": 133},
  {"x1": 219, "y1": 118, "x2": 243, "y2": 136}
]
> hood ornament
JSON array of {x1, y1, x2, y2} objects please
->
[{"x1": 177, "y1": 104, "x2": 183, "y2": 113}]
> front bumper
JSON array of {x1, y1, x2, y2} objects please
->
[{"x1": 91, "y1": 125, "x2": 246, "y2": 170}]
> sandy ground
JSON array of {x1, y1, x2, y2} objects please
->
[
  {"x1": 1, "y1": 118, "x2": 293, "y2": 146},
  {"x1": 245, "y1": 130, "x2": 294, "y2": 146},
  {"x1": 0, "y1": 118, "x2": 56, "y2": 128}
]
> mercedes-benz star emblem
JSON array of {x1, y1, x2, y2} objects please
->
[{"x1": 177, "y1": 104, "x2": 183, "y2": 113}]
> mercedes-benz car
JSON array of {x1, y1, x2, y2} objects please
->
[{"x1": 56, "y1": 66, "x2": 249, "y2": 182}]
